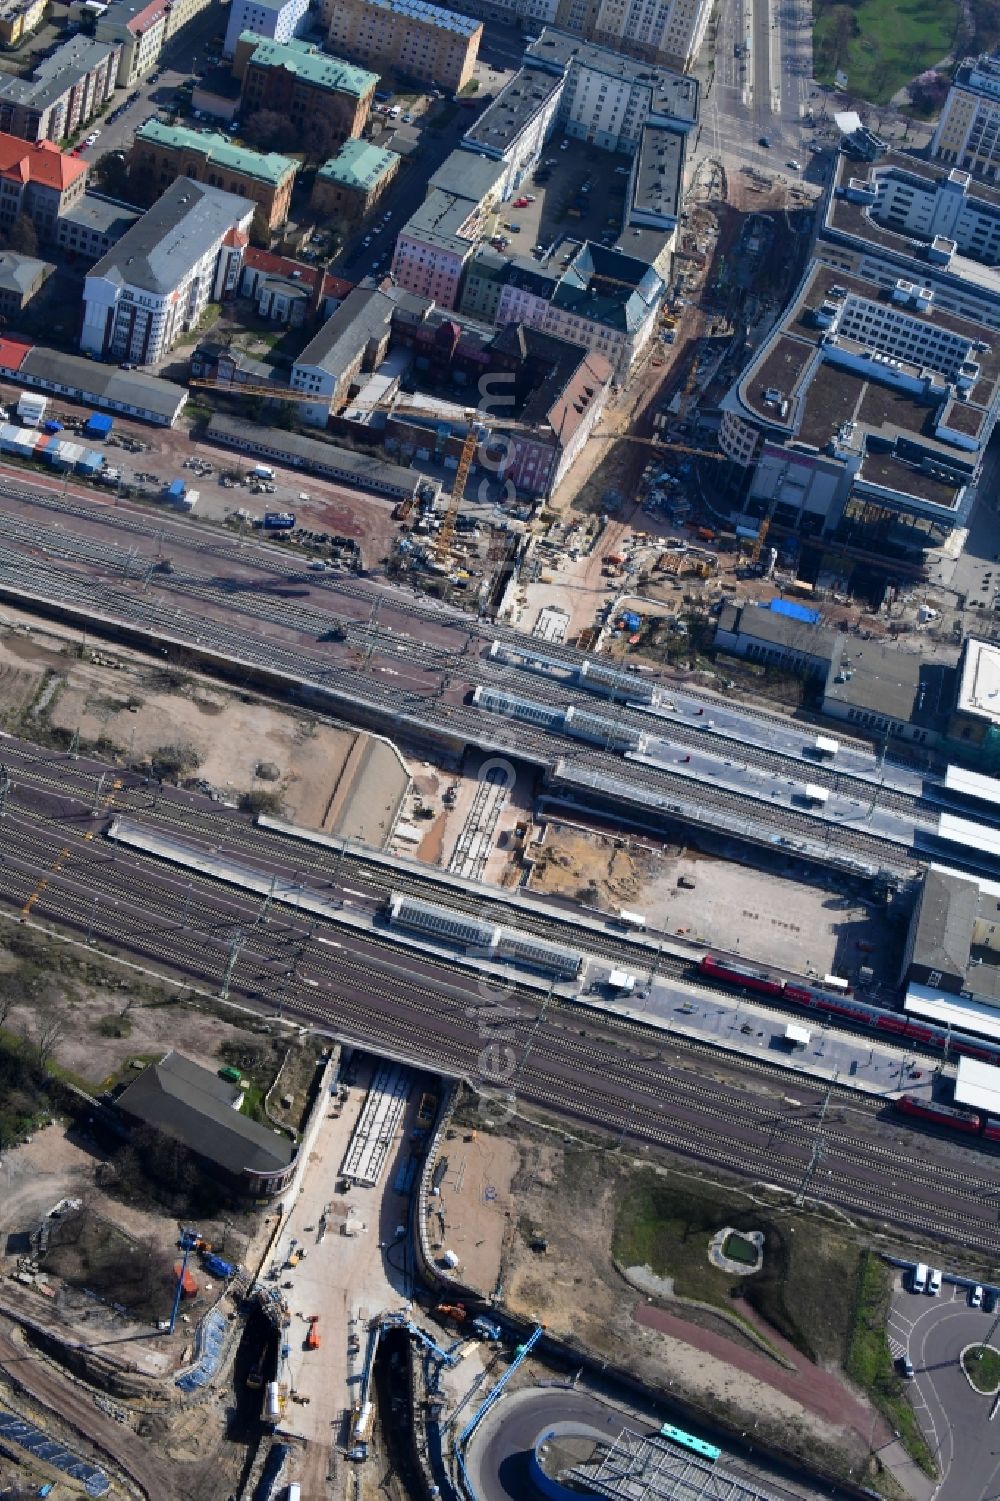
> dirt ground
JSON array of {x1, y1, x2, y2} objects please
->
[
  {"x1": 437, "y1": 1110, "x2": 885, "y2": 1483},
  {"x1": 0, "y1": 606, "x2": 406, "y2": 840},
  {"x1": 527, "y1": 819, "x2": 898, "y2": 985},
  {"x1": 0, "y1": 374, "x2": 402, "y2": 566},
  {"x1": 429, "y1": 1128, "x2": 520, "y2": 1294},
  {"x1": 527, "y1": 822, "x2": 653, "y2": 914}
]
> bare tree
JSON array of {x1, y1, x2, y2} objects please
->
[{"x1": 32, "y1": 1002, "x2": 67, "y2": 1070}]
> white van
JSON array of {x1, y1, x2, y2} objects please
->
[
  {"x1": 287, "y1": 1485, "x2": 301, "y2": 1501},
  {"x1": 911, "y1": 1263, "x2": 928, "y2": 1293},
  {"x1": 928, "y1": 1268, "x2": 942, "y2": 1296}
]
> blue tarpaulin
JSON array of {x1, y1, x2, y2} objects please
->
[{"x1": 769, "y1": 598, "x2": 820, "y2": 625}]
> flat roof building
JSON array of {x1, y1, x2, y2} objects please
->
[
  {"x1": 224, "y1": 0, "x2": 310, "y2": 58},
  {"x1": 0, "y1": 34, "x2": 120, "y2": 144},
  {"x1": 932, "y1": 48, "x2": 1000, "y2": 184},
  {"x1": 322, "y1": 0, "x2": 482, "y2": 93}
]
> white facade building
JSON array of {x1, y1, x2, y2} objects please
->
[
  {"x1": 223, "y1": 0, "x2": 311, "y2": 57},
  {"x1": 80, "y1": 180, "x2": 252, "y2": 365}
]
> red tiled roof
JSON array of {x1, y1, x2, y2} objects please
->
[
  {"x1": 0, "y1": 133, "x2": 87, "y2": 193},
  {"x1": 126, "y1": 0, "x2": 169, "y2": 33},
  {"x1": 244, "y1": 247, "x2": 355, "y2": 303},
  {"x1": 0, "y1": 336, "x2": 33, "y2": 372},
  {"x1": 245, "y1": 245, "x2": 321, "y2": 290},
  {"x1": 222, "y1": 225, "x2": 249, "y2": 249}
]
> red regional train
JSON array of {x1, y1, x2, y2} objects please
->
[
  {"x1": 893, "y1": 1094, "x2": 1000, "y2": 1141},
  {"x1": 696, "y1": 954, "x2": 1000, "y2": 1069}
]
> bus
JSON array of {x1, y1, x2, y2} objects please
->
[{"x1": 659, "y1": 1424, "x2": 721, "y2": 1463}]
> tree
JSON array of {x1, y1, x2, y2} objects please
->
[
  {"x1": 301, "y1": 115, "x2": 340, "y2": 163},
  {"x1": 2, "y1": 215, "x2": 37, "y2": 257},
  {"x1": 93, "y1": 151, "x2": 132, "y2": 201},
  {"x1": 242, "y1": 110, "x2": 294, "y2": 151},
  {"x1": 31, "y1": 1002, "x2": 66, "y2": 1070}
]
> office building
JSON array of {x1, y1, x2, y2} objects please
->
[
  {"x1": 129, "y1": 119, "x2": 298, "y2": 229},
  {"x1": 236, "y1": 35, "x2": 376, "y2": 148},
  {"x1": 932, "y1": 48, "x2": 1000, "y2": 183},
  {"x1": 80, "y1": 178, "x2": 254, "y2": 364},
  {"x1": 223, "y1": 0, "x2": 310, "y2": 58},
  {"x1": 717, "y1": 150, "x2": 1000, "y2": 550}
]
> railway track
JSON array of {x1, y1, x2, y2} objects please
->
[
  {"x1": 0, "y1": 500, "x2": 934, "y2": 823},
  {"x1": 2, "y1": 758, "x2": 998, "y2": 1253},
  {"x1": 0, "y1": 540, "x2": 922, "y2": 875}
]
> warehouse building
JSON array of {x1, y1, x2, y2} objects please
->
[
  {"x1": 116, "y1": 1050, "x2": 296, "y2": 1197},
  {"x1": 204, "y1": 411, "x2": 439, "y2": 501}
]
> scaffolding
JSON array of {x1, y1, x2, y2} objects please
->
[{"x1": 569, "y1": 1429, "x2": 786, "y2": 1501}]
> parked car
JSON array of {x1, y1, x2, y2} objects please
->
[
  {"x1": 971, "y1": 1284, "x2": 984, "y2": 1308},
  {"x1": 896, "y1": 1355, "x2": 915, "y2": 1380}
]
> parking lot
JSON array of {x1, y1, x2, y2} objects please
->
[
  {"x1": 889, "y1": 1270, "x2": 1000, "y2": 1501},
  {"x1": 491, "y1": 135, "x2": 635, "y2": 260}
]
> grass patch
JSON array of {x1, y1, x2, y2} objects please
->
[
  {"x1": 846, "y1": 1252, "x2": 937, "y2": 1477},
  {"x1": 95, "y1": 1012, "x2": 132, "y2": 1039},
  {"x1": 814, "y1": 0, "x2": 961, "y2": 103},
  {"x1": 723, "y1": 1231, "x2": 759, "y2": 1265},
  {"x1": 612, "y1": 1169, "x2": 860, "y2": 1364},
  {"x1": 963, "y1": 1345, "x2": 1000, "y2": 1394}
]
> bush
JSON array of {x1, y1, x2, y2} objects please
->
[{"x1": 150, "y1": 742, "x2": 201, "y2": 779}]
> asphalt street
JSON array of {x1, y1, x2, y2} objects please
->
[
  {"x1": 889, "y1": 1278, "x2": 1000, "y2": 1501},
  {"x1": 467, "y1": 1384, "x2": 854, "y2": 1501},
  {"x1": 77, "y1": 6, "x2": 225, "y2": 162}
]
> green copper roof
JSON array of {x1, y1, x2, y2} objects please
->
[
  {"x1": 317, "y1": 138, "x2": 398, "y2": 190},
  {"x1": 239, "y1": 32, "x2": 377, "y2": 98},
  {"x1": 135, "y1": 119, "x2": 297, "y2": 187}
]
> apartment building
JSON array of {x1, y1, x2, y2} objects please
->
[
  {"x1": 56, "y1": 194, "x2": 141, "y2": 262},
  {"x1": 323, "y1": 0, "x2": 481, "y2": 93},
  {"x1": 0, "y1": 133, "x2": 87, "y2": 240},
  {"x1": 390, "y1": 150, "x2": 503, "y2": 308},
  {"x1": 446, "y1": 0, "x2": 708, "y2": 66},
  {"x1": 0, "y1": 35, "x2": 120, "y2": 142},
  {"x1": 129, "y1": 119, "x2": 298, "y2": 229},
  {"x1": 587, "y1": 0, "x2": 710, "y2": 67},
  {"x1": 932, "y1": 48, "x2": 1000, "y2": 182},
  {"x1": 96, "y1": 0, "x2": 169, "y2": 87},
  {"x1": 236, "y1": 36, "x2": 376, "y2": 147},
  {"x1": 472, "y1": 239, "x2": 662, "y2": 379},
  {"x1": 462, "y1": 28, "x2": 696, "y2": 195},
  {"x1": 310, "y1": 138, "x2": 400, "y2": 222},
  {"x1": 223, "y1": 0, "x2": 310, "y2": 58},
  {"x1": 80, "y1": 179, "x2": 253, "y2": 365},
  {"x1": 0, "y1": 0, "x2": 46, "y2": 51},
  {"x1": 713, "y1": 148, "x2": 1000, "y2": 551}
]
